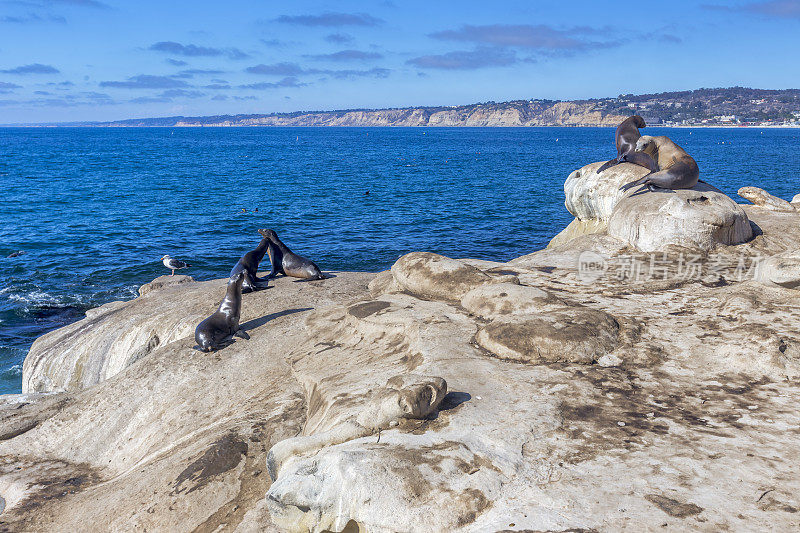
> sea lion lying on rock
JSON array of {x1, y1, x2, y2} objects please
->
[
  {"x1": 194, "y1": 271, "x2": 250, "y2": 352},
  {"x1": 266, "y1": 374, "x2": 447, "y2": 481},
  {"x1": 597, "y1": 115, "x2": 658, "y2": 174},
  {"x1": 620, "y1": 135, "x2": 699, "y2": 194}
]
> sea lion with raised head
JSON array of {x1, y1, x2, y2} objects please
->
[
  {"x1": 597, "y1": 115, "x2": 658, "y2": 174},
  {"x1": 259, "y1": 229, "x2": 326, "y2": 280},
  {"x1": 194, "y1": 271, "x2": 250, "y2": 352},
  {"x1": 620, "y1": 135, "x2": 700, "y2": 193},
  {"x1": 230, "y1": 232, "x2": 271, "y2": 293}
]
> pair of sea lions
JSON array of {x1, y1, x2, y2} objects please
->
[
  {"x1": 599, "y1": 115, "x2": 700, "y2": 193},
  {"x1": 620, "y1": 135, "x2": 700, "y2": 193},
  {"x1": 229, "y1": 228, "x2": 326, "y2": 286},
  {"x1": 194, "y1": 229, "x2": 326, "y2": 352},
  {"x1": 597, "y1": 115, "x2": 658, "y2": 174}
]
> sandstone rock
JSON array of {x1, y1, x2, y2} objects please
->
[
  {"x1": 736, "y1": 205, "x2": 800, "y2": 256},
  {"x1": 390, "y1": 252, "x2": 491, "y2": 303},
  {"x1": 549, "y1": 161, "x2": 649, "y2": 248},
  {"x1": 547, "y1": 218, "x2": 608, "y2": 249},
  {"x1": 367, "y1": 269, "x2": 403, "y2": 297},
  {"x1": 793, "y1": 193, "x2": 800, "y2": 204},
  {"x1": 757, "y1": 250, "x2": 800, "y2": 289},
  {"x1": 6, "y1": 230, "x2": 800, "y2": 531},
  {"x1": 608, "y1": 182, "x2": 753, "y2": 252},
  {"x1": 461, "y1": 282, "x2": 566, "y2": 319},
  {"x1": 475, "y1": 308, "x2": 620, "y2": 364},
  {"x1": 266, "y1": 374, "x2": 447, "y2": 481},
  {"x1": 138, "y1": 274, "x2": 195, "y2": 296},
  {"x1": 23, "y1": 279, "x2": 213, "y2": 393},
  {"x1": 738, "y1": 186, "x2": 796, "y2": 212},
  {"x1": 564, "y1": 161, "x2": 651, "y2": 222}
]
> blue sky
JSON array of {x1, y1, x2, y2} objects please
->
[{"x1": 0, "y1": 0, "x2": 799, "y2": 123}]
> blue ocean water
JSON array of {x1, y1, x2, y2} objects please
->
[{"x1": 1, "y1": 126, "x2": 798, "y2": 394}]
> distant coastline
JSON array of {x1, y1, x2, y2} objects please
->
[{"x1": 3, "y1": 87, "x2": 800, "y2": 129}]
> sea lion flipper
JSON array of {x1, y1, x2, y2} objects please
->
[
  {"x1": 596, "y1": 158, "x2": 619, "y2": 174},
  {"x1": 624, "y1": 151, "x2": 659, "y2": 172},
  {"x1": 234, "y1": 329, "x2": 250, "y2": 340},
  {"x1": 620, "y1": 176, "x2": 650, "y2": 191}
]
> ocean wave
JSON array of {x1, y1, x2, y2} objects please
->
[
  {"x1": 7, "y1": 289, "x2": 89, "y2": 308},
  {"x1": 2, "y1": 364, "x2": 22, "y2": 377}
]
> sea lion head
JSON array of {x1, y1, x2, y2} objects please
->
[
  {"x1": 635, "y1": 135, "x2": 657, "y2": 156},
  {"x1": 229, "y1": 271, "x2": 245, "y2": 283},
  {"x1": 631, "y1": 115, "x2": 646, "y2": 128},
  {"x1": 258, "y1": 228, "x2": 278, "y2": 241}
]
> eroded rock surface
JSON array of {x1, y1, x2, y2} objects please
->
[
  {"x1": 608, "y1": 182, "x2": 753, "y2": 252},
  {"x1": 757, "y1": 250, "x2": 800, "y2": 289},
  {"x1": 3, "y1": 180, "x2": 800, "y2": 531},
  {"x1": 553, "y1": 161, "x2": 754, "y2": 252},
  {"x1": 138, "y1": 274, "x2": 196, "y2": 296},
  {"x1": 739, "y1": 186, "x2": 797, "y2": 212},
  {"x1": 390, "y1": 251, "x2": 491, "y2": 302}
]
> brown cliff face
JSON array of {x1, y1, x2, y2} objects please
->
[{"x1": 168, "y1": 101, "x2": 628, "y2": 127}]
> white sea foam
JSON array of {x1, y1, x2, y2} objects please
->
[
  {"x1": 4, "y1": 364, "x2": 22, "y2": 377},
  {"x1": 8, "y1": 290, "x2": 61, "y2": 306}
]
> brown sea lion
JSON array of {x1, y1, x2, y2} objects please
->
[
  {"x1": 597, "y1": 115, "x2": 658, "y2": 174},
  {"x1": 620, "y1": 135, "x2": 700, "y2": 193}
]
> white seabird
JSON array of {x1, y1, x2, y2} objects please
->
[{"x1": 161, "y1": 255, "x2": 191, "y2": 276}]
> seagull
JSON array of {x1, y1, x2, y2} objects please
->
[{"x1": 161, "y1": 255, "x2": 190, "y2": 276}]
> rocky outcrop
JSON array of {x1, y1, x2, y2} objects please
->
[
  {"x1": 138, "y1": 274, "x2": 195, "y2": 296},
  {"x1": 738, "y1": 186, "x2": 797, "y2": 212},
  {"x1": 608, "y1": 182, "x2": 753, "y2": 252},
  {"x1": 548, "y1": 162, "x2": 650, "y2": 247},
  {"x1": 552, "y1": 160, "x2": 753, "y2": 252},
  {"x1": 23, "y1": 277, "x2": 208, "y2": 392},
  {"x1": 563, "y1": 161, "x2": 650, "y2": 222},
  {"x1": 4, "y1": 180, "x2": 800, "y2": 531}
]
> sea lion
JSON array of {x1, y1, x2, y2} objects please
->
[
  {"x1": 194, "y1": 271, "x2": 250, "y2": 352},
  {"x1": 258, "y1": 229, "x2": 326, "y2": 280},
  {"x1": 620, "y1": 135, "x2": 700, "y2": 193},
  {"x1": 229, "y1": 233, "x2": 271, "y2": 292},
  {"x1": 597, "y1": 115, "x2": 658, "y2": 174}
]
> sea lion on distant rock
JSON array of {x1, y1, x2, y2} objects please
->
[
  {"x1": 620, "y1": 135, "x2": 700, "y2": 193},
  {"x1": 597, "y1": 115, "x2": 658, "y2": 174},
  {"x1": 229, "y1": 233, "x2": 271, "y2": 292},
  {"x1": 194, "y1": 271, "x2": 250, "y2": 352},
  {"x1": 259, "y1": 229, "x2": 326, "y2": 280}
]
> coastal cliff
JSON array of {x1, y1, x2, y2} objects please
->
[
  {"x1": 171, "y1": 100, "x2": 629, "y2": 128},
  {"x1": 47, "y1": 87, "x2": 799, "y2": 128},
  {"x1": 2, "y1": 165, "x2": 800, "y2": 531}
]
